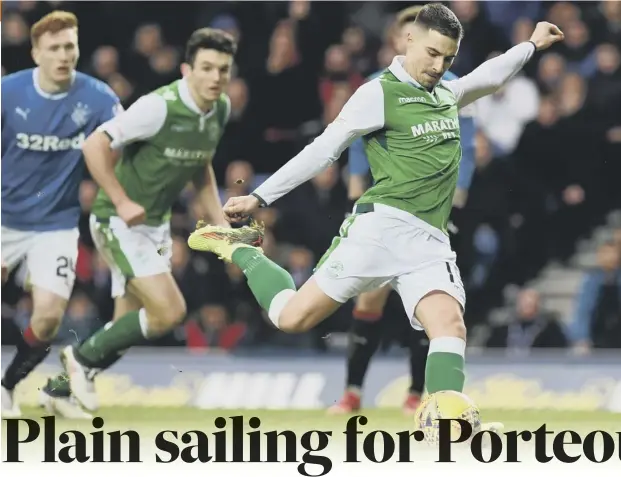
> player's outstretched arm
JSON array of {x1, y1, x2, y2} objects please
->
[
  {"x1": 84, "y1": 94, "x2": 166, "y2": 226},
  {"x1": 223, "y1": 81, "x2": 385, "y2": 222},
  {"x1": 445, "y1": 22, "x2": 564, "y2": 109}
]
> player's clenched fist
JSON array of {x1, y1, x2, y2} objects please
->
[
  {"x1": 529, "y1": 22, "x2": 564, "y2": 51},
  {"x1": 116, "y1": 199, "x2": 146, "y2": 226},
  {"x1": 223, "y1": 195, "x2": 260, "y2": 223}
]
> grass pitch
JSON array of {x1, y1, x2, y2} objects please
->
[{"x1": 3, "y1": 407, "x2": 620, "y2": 468}]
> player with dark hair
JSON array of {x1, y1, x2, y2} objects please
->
[
  {"x1": 1, "y1": 11, "x2": 122, "y2": 418},
  {"x1": 330, "y1": 5, "x2": 477, "y2": 415},
  {"x1": 49, "y1": 27, "x2": 263, "y2": 412},
  {"x1": 188, "y1": 3, "x2": 563, "y2": 431}
]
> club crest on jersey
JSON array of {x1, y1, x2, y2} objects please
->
[{"x1": 71, "y1": 102, "x2": 91, "y2": 127}]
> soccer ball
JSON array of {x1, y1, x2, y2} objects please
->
[{"x1": 413, "y1": 390, "x2": 481, "y2": 445}]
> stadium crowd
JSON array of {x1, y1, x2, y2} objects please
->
[{"x1": 2, "y1": 0, "x2": 620, "y2": 353}]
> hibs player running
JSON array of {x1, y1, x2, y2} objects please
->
[
  {"x1": 188, "y1": 4, "x2": 564, "y2": 428},
  {"x1": 50, "y1": 28, "x2": 263, "y2": 412}
]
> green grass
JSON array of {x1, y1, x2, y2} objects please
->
[{"x1": 5, "y1": 407, "x2": 620, "y2": 433}]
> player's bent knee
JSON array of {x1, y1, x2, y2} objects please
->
[
  {"x1": 30, "y1": 315, "x2": 64, "y2": 341},
  {"x1": 143, "y1": 298, "x2": 187, "y2": 335},
  {"x1": 415, "y1": 291, "x2": 466, "y2": 341}
]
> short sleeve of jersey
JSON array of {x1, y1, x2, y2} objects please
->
[
  {"x1": 98, "y1": 94, "x2": 167, "y2": 149},
  {"x1": 97, "y1": 83, "x2": 124, "y2": 125}
]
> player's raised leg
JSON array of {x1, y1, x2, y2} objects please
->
[
  {"x1": 189, "y1": 227, "x2": 342, "y2": 332},
  {"x1": 329, "y1": 285, "x2": 390, "y2": 414}
]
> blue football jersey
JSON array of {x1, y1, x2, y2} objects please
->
[{"x1": 1, "y1": 68, "x2": 121, "y2": 231}]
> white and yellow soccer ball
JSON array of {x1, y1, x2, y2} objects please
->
[{"x1": 414, "y1": 390, "x2": 482, "y2": 445}]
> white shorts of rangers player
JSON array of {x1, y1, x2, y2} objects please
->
[
  {"x1": 314, "y1": 203, "x2": 465, "y2": 330},
  {"x1": 89, "y1": 215, "x2": 172, "y2": 298},
  {"x1": 1, "y1": 226, "x2": 79, "y2": 300}
]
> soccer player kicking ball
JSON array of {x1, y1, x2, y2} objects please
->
[
  {"x1": 331, "y1": 5, "x2": 477, "y2": 416},
  {"x1": 188, "y1": 4, "x2": 563, "y2": 431},
  {"x1": 1, "y1": 11, "x2": 122, "y2": 419},
  {"x1": 50, "y1": 28, "x2": 263, "y2": 413}
]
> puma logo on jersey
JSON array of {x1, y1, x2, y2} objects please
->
[
  {"x1": 411, "y1": 118, "x2": 459, "y2": 137},
  {"x1": 15, "y1": 132, "x2": 86, "y2": 151},
  {"x1": 399, "y1": 97, "x2": 426, "y2": 104},
  {"x1": 15, "y1": 107, "x2": 30, "y2": 120}
]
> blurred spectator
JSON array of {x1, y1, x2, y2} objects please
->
[
  {"x1": 245, "y1": 19, "x2": 321, "y2": 174},
  {"x1": 125, "y1": 23, "x2": 165, "y2": 90},
  {"x1": 553, "y1": 19, "x2": 598, "y2": 78},
  {"x1": 322, "y1": 82, "x2": 353, "y2": 125},
  {"x1": 149, "y1": 45, "x2": 180, "y2": 87},
  {"x1": 107, "y1": 73, "x2": 137, "y2": 106},
  {"x1": 448, "y1": 0, "x2": 509, "y2": 76},
  {"x1": 341, "y1": 25, "x2": 373, "y2": 76},
  {"x1": 319, "y1": 44, "x2": 363, "y2": 109},
  {"x1": 569, "y1": 241, "x2": 621, "y2": 352},
  {"x1": 546, "y1": 2, "x2": 581, "y2": 31},
  {"x1": 170, "y1": 235, "x2": 216, "y2": 315},
  {"x1": 1, "y1": 13, "x2": 31, "y2": 72},
  {"x1": 286, "y1": 246, "x2": 314, "y2": 288},
  {"x1": 536, "y1": 52, "x2": 567, "y2": 94},
  {"x1": 474, "y1": 51, "x2": 540, "y2": 155},
  {"x1": 594, "y1": 0, "x2": 621, "y2": 46},
  {"x1": 90, "y1": 46, "x2": 120, "y2": 82},
  {"x1": 185, "y1": 304, "x2": 247, "y2": 350},
  {"x1": 277, "y1": 163, "x2": 348, "y2": 259},
  {"x1": 212, "y1": 78, "x2": 257, "y2": 183},
  {"x1": 486, "y1": 289, "x2": 568, "y2": 354}
]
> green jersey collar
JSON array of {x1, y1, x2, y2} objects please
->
[
  {"x1": 388, "y1": 56, "x2": 436, "y2": 93},
  {"x1": 178, "y1": 77, "x2": 217, "y2": 119}
]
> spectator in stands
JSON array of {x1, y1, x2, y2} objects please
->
[
  {"x1": 554, "y1": 19, "x2": 598, "y2": 78},
  {"x1": 474, "y1": 50, "x2": 540, "y2": 156},
  {"x1": 341, "y1": 26, "x2": 374, "y2": 77},
  {"x1": 486, "y1": 288, "x2": 568, "y2": 354},
  {"x1": 569, "y1": 241, "x2": 621, "y2": 352},
  {"x1": 185, "y1": 304, "x2": 247, "y2": 350},
  {"x1": 537, "y1": 52, "x2": 567, "y2": 94},
  {"x1": 90, "y1": 46, "x2": 119, "y2": 82},
  {"x1": 319, "y1": 44, "x2": 363, "y2": 108},
  {"x1": 125, "y1": 23, "x2": 165, "y2": 90},
  {"x1": 1, "y1": 13, "x2": 31, "y2": 72},
  {"x1": 448, "y1": 0, "x2": 509, "y2": 76},
  {"x1": 598, "y1": 0, "x2": 621, "y2": 46}
]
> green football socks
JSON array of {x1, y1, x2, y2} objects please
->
[
  {"x1": 425, "y1": 337, "x2": 466, "y2": 394},
  {"x1": 75, "y1": 310, "x2": 146, "y2": 367},
  {"x1": 231, "y1": 247, "x2": 296, "y2": 317}
]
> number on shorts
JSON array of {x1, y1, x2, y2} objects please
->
[{"x1": 56, "y1": 256, "x2": 75, "y2": 278}]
